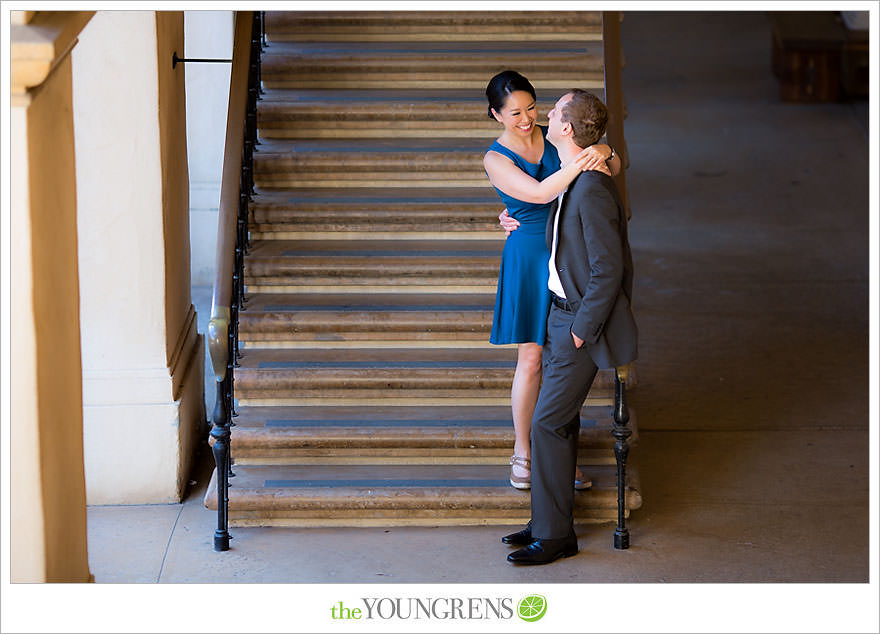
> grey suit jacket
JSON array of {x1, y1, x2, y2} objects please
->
[{"x1": 545, "y1": 170, "x2": 638, "y2": 369}]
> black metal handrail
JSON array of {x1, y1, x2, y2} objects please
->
[{"x1": 208, "y1": 10, "x2": 264, "y2": 552}]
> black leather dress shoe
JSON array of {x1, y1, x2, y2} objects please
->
[
  {"x1": 507, "y1": 535, "x2": 578, "y2": 565},
  {"x1": 502, "y1": 522, "x2": 532, "y2": 545}
]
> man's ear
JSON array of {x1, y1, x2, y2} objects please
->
[{"x1": 561, "y1": 120, "x2": 573, "y2": 137}]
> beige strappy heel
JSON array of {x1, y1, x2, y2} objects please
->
[{"x1": 509, "y1": 455, "x2": 531, "y2": 490}]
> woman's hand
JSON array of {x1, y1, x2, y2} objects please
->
[
  {"x1": 498, "y1": 209, "x2": 520, "y2": 237},
  {"x1": 573, "y1": 144, "x2": 613, "y2": 176}
]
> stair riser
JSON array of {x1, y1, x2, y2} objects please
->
[
  {"x1": 235, "y1": 370, "x2": 615, "y2": 389},
  {"x1": 262, "y1": 57, "x2": 603, "y2": 76},
  {"x1": 245, "y1": 280, "x2": 498, "y2": 291},
  {"x1": 267, "y1": 33, "x2": 602, "y2": 43},
  {"x1": 243, "y1": 285, "x2": 499, "y2": 294},
  {"x1": 240, "y1": 340, "x2": 497, "y2": 350},
  {"x1": 236, "y1": 391, "x2": 614, "y2": 404},
  {"x1": 240, "y1": 316, "x2": 492, "y2": 333},
  {"x1": 249, "y1": 204, "x2": 497, "y2": 222},
  {"x1": 263, "y1": 79, "x2": 605, "y2": 91},
  {"x1": 220, "y1": 489, "x2": 640, "y2": 511},
  {"x1": 246, "y1": 259, "x2": 498, "y2": 275},
  {"x1": 231, "y1": 441, "x2": 623, "y2": 466},
  {"x1": 228, "y1": 510, "x2": 627, "y2": 528},
  {"x1": 265, "y1": 10, "x2": 602, "y2": 27},
  {"x1": 248, "y1": 231, "x2": 503, "y2": 241},
  {"x1": 255, "y1": 176, "x2": 491, "y2": 189},
  {"x1": 265, "y1": 11, "x2": 602, "y2": 43},
  {"x1": 220, "y1": 481, "x2": 632, "y2": 500},
  {"x1": 232, "y1": 449, "x2": 618, "y2": 465},
  {"x1": 231, "y1": 429, "x2": 622, "y2": 449},
  {"x1": 236, "y1": 397, "x2": 615, "y2": 407},
  {"x1": 254, "y1": 155, "x2": 483, "y2": 173},
  {"x1": 250, "y1": 223, "x2": 501, "y2": 234},
  {"x1": 241, "y1": 335, "x2": 490, "y2": 345},
  {"x1": 234, "y1": 366, "x2": 618, "y2": 388}
]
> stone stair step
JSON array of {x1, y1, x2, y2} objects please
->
[
  {"x1": 239, "y1": 292, "x2": 496, "y2": 348},
  {"x1": 242, "y1": 239, "x2": 501, "y2": 293},
  {"x1": 253, "y1": 137, "x2": 491, "y2": 189},
  {"x1": 243, "y1": 238, "x2": 500, "y2": 288},
  {"x1": 260, "y1": 41, "x2": 604, "y2": 90},
  {"x1": 233, "y1": 348, "x2": 616, "y2": 407},
  {"x1": 248, "y1": 188, "x2": 506, "y2": 240},
  {"x1": 257, "y1": 89, "x2": 605, "y2": 139},
  {"x1": 265, "y1": 11, "x2": 602, "y2": 42},
  {"x1": 240, "y1": 292, "x2": 493, "y2": 344},
  {"x1": 225, "y1": 404, "x2": 638, "y2": 464},
  {"x1": 204, "y1": 463, "x2": 641, "y2": 526}
]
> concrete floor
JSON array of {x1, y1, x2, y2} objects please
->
[{"x1": 85, "y1": 10, "x2": 874, "y2": 627}]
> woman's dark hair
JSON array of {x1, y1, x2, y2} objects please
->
[{"x1": 486, "y1": 70, "x2": 536, "y2": 119}]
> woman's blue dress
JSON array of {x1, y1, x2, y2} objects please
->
[{"x1": 487, "y1": 125, "x2": 561, "y2": 346}]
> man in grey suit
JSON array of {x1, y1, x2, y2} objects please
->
[{"x1": 503, "y1": 89, "x2": 638, "y2": 565}]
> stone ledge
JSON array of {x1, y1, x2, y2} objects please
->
[{"x1": 11, "y1": 11, "x2": 93, "y2": 95}]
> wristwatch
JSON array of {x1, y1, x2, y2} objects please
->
[{"x1": 606, "y1": 146, "x2": 615, "y2": 162}]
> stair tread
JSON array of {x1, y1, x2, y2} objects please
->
[
  {"x1": 241, "y1": 292, "x2": 495, "y2": 311},
  {"x1": 223, "y1": 463, "x2": 636, "y2": 494},
  {"x1": 248, "y1": 189, "x2": 506, "y2": 227},
  {"x1": 257, "y1": 88, "x2": 556, "y2": 104},
  {"x1": 236, "y1": 404, "x2": 518, "y2": 419},
  {"x1": 255, "y1": 137, "x2": 493, "y2": 154},
  {"x1": 227, "y1": 404, "x2": 638, "y2": 450},
  {"x1": 250, "y1": 187, "x2": 499, "y2": 203},
  {"x1": 236, "y1": 347, "x2": 518, "y2": 369},
  {"x1": 265, "y1": 10, "x2": 601, "y2": 27},
  {"x1": 262, "y1": 40, "x2": 599, "y2": 56},
  {"x1": 206, "y1": 463, "x2": 642, "y2": 521},
  {"x1": 230, "y1": 403, "x2": 621, "y2": 426},
  {"x1": 245, "y1": 239, "x2": 502, "y2": 257}
]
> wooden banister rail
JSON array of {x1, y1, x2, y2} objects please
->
[
  {"x1": 602, "y1": 11, "x2": 630, "y2": 220},
  {"x1": 208, "y1": 10, "x2": 253, "y2": 379}
]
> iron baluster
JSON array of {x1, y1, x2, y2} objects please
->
[
  {"x1": 239, "y1": 191, "x2": 251, "y2": 293},
  {"x1": 211, "y1": 370, "x2": 232, "y2": 551},
  {"x1": 225, "y1": 320, "x2": 237, "y2": 480},
  {"x1": 231, "y1": 248, "x2": 242, "y2": 368},
  {"x1": 612, "y1": 368, "x2": 632, "y2": 549}
]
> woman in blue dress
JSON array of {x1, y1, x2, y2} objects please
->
[{"x1": 483, "y1": 70, "x2": 620, "y2": 489}]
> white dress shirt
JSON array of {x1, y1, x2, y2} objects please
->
[{"x1": 547, "y1": 187, "x2": 567, "y2": 298}]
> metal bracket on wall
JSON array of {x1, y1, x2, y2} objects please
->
[{"x1": 172, "y1": 52, "x2": 232, "y2": 69}]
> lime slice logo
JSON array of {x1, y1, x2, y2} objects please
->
[{"x1": 517, "y1": 595, "x2": 547, "y2": 622}]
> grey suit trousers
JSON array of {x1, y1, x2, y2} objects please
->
[{"x1": 530, "y1": 302, "x2": 599, "y2": 539}]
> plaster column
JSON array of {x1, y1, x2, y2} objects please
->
[
  {"x1": 72, "y1": 11, "x2": 205, "y2": 505},
  {"x1": 10, "y1": 10, "x2": 93, "y2": 582},
  {"x1": 184, "y1": 11, "x2": 234, "y2": 287}
]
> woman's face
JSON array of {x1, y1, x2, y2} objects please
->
[{"x1": 492, "y1": 90, "x2": 538, "y2": 137}]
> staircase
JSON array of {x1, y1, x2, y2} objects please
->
[{"x1": 206, "y1": 10, "x2": 640, "y2": 528}]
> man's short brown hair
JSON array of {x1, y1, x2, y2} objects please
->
[{"x1": 561, "y1": 89, "x2": 608, "y2": 148}]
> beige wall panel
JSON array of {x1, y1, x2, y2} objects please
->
[
  {"x1": 73, "y1": 11, "x2": 204, "y2": 505},
  {"x1": 83, "y1": 402, "x2": 183, "y2": 504},
  {"x1": 73, "y1": 11, "x2": 167, "y2": 371}
]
